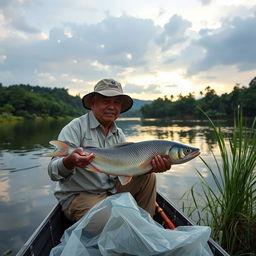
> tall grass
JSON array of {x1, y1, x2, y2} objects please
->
[{"x1": 183, "y1": 108, "x2": 256, "y2": 255}]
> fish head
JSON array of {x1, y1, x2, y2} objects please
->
[{"x1": 168, "y1": 144, "x2": 200, "y2": 164}]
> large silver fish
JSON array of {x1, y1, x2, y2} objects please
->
[{"x1": 48, "y1": 140, "x2": 200, "y2": 185}]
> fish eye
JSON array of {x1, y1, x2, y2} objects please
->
[{"x1": 184, "y1": 148, "x2": 192, "y2": 154}]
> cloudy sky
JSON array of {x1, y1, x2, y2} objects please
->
[{"x1": 1, "y1": 0, "x2": 256, "y2": 100}]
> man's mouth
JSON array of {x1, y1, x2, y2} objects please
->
[{"x1": 104, "y1": 110, "x2": 116, "y2": 115}]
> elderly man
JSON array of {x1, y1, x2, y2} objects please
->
[{"x1": 48, "y1": 78, "x2": 171, "y2": 222}]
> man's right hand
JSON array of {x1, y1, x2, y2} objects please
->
[{"x1": 63, "y1": 148, "x2": 94, "y2": 170}]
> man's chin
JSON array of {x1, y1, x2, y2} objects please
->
[{"x1": 103, "y1": 115, "x2": 117, "y2": 122}]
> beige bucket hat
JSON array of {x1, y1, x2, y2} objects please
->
[{"x1": 82, "y1": 79, "x2": 133, "y2": 113}]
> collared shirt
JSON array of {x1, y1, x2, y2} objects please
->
[{"x1": 48, "y1": 111, "x2": 126, "y2": 210}]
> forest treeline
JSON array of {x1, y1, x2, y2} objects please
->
[
  {"x1": 0, "y1": 84, "x2": 84, "y2": 119},
  {"x1": 0, "y1": 77, "x2": 255, "y2": 120},
  {"x1": 141, "y1": 77, "x2": 256, "y2": 119}
]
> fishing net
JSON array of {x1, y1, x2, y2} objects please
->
[{"x1": 50, "y1": 192, "x2": 213, "y2": 256}]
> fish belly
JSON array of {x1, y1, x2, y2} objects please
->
[{"x1": 86, "y1": 143, "x2": 158, "y2": 176}]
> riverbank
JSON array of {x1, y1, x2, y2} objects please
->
[{"x1": 0, "y1": 113, "x2": 76, "y2": 123}]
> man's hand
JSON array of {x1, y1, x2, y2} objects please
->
[
  {"x1": 151, "y1": 155, "x2": 171, "y2": 173},
  {"x1": 63, "y1": 148, "x2": 94, "y2": 170}
]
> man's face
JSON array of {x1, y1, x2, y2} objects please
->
[{"x1": 90, "y1": 94, "x2": 122, "y2": 126}]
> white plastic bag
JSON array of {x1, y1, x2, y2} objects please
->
[{"x1": 50, "y1": 193, "x2": 213, "y2": 256}]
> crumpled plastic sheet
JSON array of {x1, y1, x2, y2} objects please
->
[{"x1": 50, "y1": 192, "x2": 213, "y2": 256}]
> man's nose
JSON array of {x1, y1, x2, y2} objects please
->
[{"x1": 107, "y1": 101, "x2": 115, "y2": 108}]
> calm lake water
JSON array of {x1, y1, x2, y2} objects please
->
[{"x1": 0, "y1": 117, "x2": 229, "y2": 255}]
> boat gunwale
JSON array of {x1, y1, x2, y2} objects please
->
[
  {"x1": 16, "y1": 192, "x2": 230, "y2": 256},
  {"x1": 156, "y1": 192, "x2": 230, "y2": 256},
  {"x1": 16, "y1": 204, "x2": 63, "y2": 256}
]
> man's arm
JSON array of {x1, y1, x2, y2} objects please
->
[{"x1": 48, "y1": 118, "x2": 92, "y2": 181}]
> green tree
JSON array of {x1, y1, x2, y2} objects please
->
[
  {"x1": 0, "y1": 104, "x2": 15, "y2": 114},
  {"x1": 173, "y1": 93, "x2": 196, "y2": 118}
]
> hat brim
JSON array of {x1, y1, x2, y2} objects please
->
[{"x1": 82, "y1": 90, "x2": 133, "y2": 113}]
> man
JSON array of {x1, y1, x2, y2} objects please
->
[{"x1": 48, "y1": 78, "x2": 171, "y2": 222}]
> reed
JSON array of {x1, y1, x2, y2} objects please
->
[{"x1": 183, "y1": 107, "x2": 256, "y2": 255}]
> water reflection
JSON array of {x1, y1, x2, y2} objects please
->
[
  {"x1": 117, "y1": 118, "x2": 225, "y2": 154},
  {"x1": 0, "y1": 119, "x2": 72, "y2": 150},
  {"x1": 0, "y1": 118, "x2": 232, "y2": 255},
  {"x1": 0, "y1": 149, "x2": 57, "y2": 255}
]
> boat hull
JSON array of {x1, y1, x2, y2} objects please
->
[{"x1": 16, "y1": 192, "x2": 229, "y2": 256}]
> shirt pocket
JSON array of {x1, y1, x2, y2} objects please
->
[{"x1": 82, "y1": 138, "x2": 99, "y2": 148}]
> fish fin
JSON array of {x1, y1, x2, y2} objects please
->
[
  {"x1": 112, "y1": 142, "x2": 134, "y2": 147},
  {"x1": 45, "y1": 140, "x2": 70, "y2": 157},
  {"x1": 86, "y1": 163, "x2": 102, "y2": 173},
  {"x1": 118, "y1": 176, "x2": 133, "y2": 185},
  {"x1": 140, "y1": 159, "x2": 152, "y2": 169}
]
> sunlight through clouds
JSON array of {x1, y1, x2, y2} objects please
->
[{"x1": 0, "y1": 0, "x2": 255, "y2": 100}]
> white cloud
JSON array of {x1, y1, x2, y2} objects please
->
[
  {"x1": 198, "y1": 0, "x2": 212, "y2": 5},
  {"x1": 187, "y1": 15, "x2": 256, "y2": 74},
  {"x1": 0, "y1": 0, "x2": 255, "y2": 99},
  {"x1": 156, "y1": 15, "x2": 192, "y2": 51},
  {"x1": 37, "y1": 72, "x2": 56, "y2": 83},
  {"x1": 0, "y1": 55, "x2": 7, "y2": 63},
  {"x1": 0, "y1": 0, "x2": 40, "y2": 34},
  {"x1": 90, "y1": 60, "x2": 110, "y2": 71}
]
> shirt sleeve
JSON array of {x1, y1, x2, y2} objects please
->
[{"x1": 48, "y1": 118, "x2": 82, "y2": 181}]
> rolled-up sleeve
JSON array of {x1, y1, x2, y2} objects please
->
[{"x1": 48, "y1": 157, "x2": 74, "y2": 181}]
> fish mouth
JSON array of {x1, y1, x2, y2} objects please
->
[
  {"x1": 182, "y1": 149, "x2": 200, "y2": 163},
  {"x1": 171, "y1": 149, "x2": 201, "y2": 164},
  {"x1": 191, "y1": 149, "x2": 200, "y2": 159}
]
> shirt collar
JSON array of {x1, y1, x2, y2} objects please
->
[{"x1": 89, "y1": 111, "x2": 118, "y2": 134}]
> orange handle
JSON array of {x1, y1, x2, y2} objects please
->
[{"x1": 155, "y1": 202, "x2": 176, "y2": 230}]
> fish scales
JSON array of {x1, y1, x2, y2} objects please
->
[
  {"x1": 47, "y1": 139, "x2": 200, "y2": 184},
  {"x1": 84, "y1": 140, "x2": 173, "y2": 176}
]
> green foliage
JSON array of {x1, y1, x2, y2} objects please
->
[
  {"x1": 0, "y1": 84, "x2": 84, "y2": 119},
  {"x1": 183, "y1": 107, "x2": 256, "y2": 255},
  {"x1": 121, "y1": 109, "x2": 141, "y2": 117},
  {"x1": 140, "y1": 77, "x2": 256, "y2": 119},
  {"x1": 0, "y1": 104, "x2": 15, "y2": 113},
  {"x1": 141, "y1": 97, "x2": 173, "y2": 118}
]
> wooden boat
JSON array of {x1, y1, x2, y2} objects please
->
[{"x1": 16, "y1": 192, "x2": 229, "y2": 256}]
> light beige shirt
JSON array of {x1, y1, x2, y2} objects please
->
[{"x1": 48, "y1": 111, "x2": 126, "y2": 210}]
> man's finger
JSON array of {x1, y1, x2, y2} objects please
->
[
  {"x1": 163, "y1": 158, "x2": 171, "y2": 170},
  {"x1": 76, "y1": 147, "x2": 86, "y2": 155},
  {"x1": 86, "y1": 153, "x2": 94, "y2": 161}
]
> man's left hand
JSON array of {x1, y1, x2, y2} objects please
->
[{"x1": 151, "y1": 155, "x2": 171, "y2": 173}]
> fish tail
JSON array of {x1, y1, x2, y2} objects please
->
[{"x1": 45, "y1": 140, "x2": 70, "y2": 157}]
